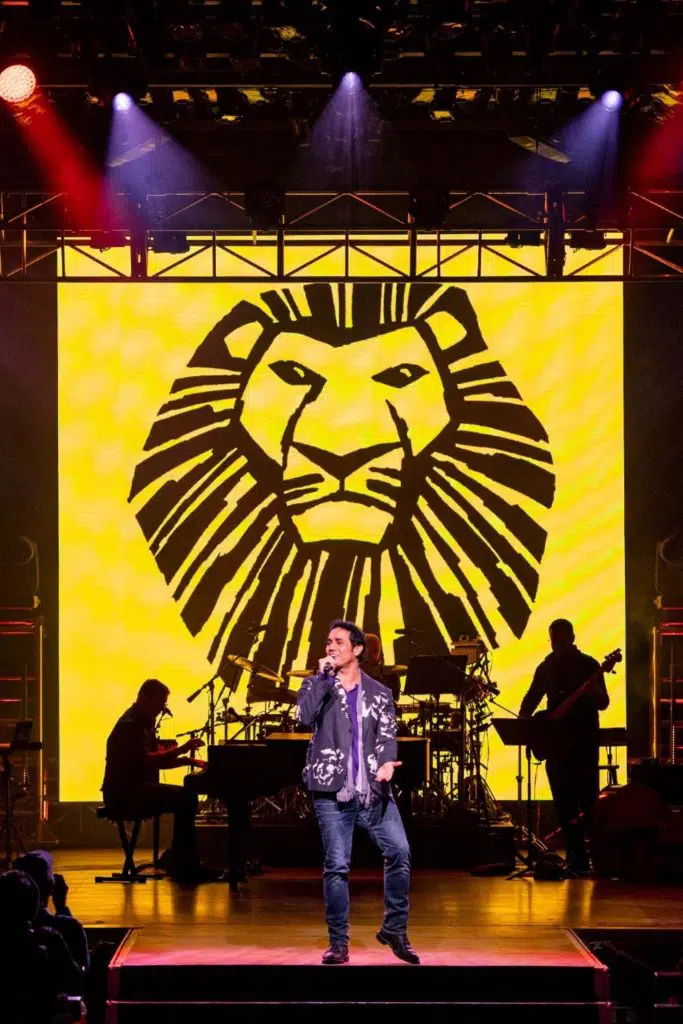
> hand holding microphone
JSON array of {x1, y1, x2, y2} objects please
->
[{"x1": 318, "y1": 656, "x2": 336, "y2": 678}]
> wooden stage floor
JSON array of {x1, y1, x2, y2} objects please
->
[{"x1": 54, "y1": 848, "x2": 683, "y2": 952}]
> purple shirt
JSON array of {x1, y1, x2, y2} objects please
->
[{"x1": 346, "y1": 684, "x2": 359, "y2": 785}]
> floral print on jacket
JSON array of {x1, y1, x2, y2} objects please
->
[{"x1": 296, "y1": 669, "x2": 398, "y2": 794}]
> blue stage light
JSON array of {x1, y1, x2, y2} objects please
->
[
  {"x1": 601, "y1": 90, "x2": 622, "y2": 112},
  {"x1": 113, "y1": 92, "x2": 133, "y2": 112}
]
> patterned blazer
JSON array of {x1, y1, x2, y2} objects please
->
[{"x1": 296, "y1": 669, "x2": 398, "y2": 794}]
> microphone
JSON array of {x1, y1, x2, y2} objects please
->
[
  {"x1": 160, "y1": 706, "x2": 173, "y2": 719},
  {"x1": 321, "y1": 660, "x2": 335, "y2": 676},
  {"x1": 395, "y1": 627, "x2": 421, "y2": 636}
]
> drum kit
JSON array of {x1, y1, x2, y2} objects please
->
[{"x1": 189, "y1": 640, "x2": 500, "y2": 820}]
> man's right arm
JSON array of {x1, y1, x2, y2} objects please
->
[{"x1": 296, "y1": 674, "x2": 332, "y2": 726}]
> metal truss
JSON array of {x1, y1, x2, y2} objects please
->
[{"x1": 1, "y1": 189, "x2": 683, "y2": 282}]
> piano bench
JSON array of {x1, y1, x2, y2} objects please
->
[{"x1": 94, "y1": 808, "x2": 164, "y2": 884}]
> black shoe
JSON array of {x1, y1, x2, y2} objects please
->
[
  {"x1": 376, "y1": 928, "x2": 420, "y2": 965},
  {"x1": 322, "y1": 944, "x2": 349, "y2": 965}
]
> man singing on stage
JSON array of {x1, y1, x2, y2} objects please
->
[{"x1": 296, "y1": 620, "x2": 419, "y2": 966}]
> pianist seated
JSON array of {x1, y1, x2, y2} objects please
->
[{"x1": 102, "y1": 678, "x2": 220, "y2": 885}]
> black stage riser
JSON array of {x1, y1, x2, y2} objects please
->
[{"x1": 112, "y1": 964, "x2": 604, "y2": 1004}]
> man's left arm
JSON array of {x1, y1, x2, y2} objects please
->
[{"x1": 375, "y1": 691, "x2": 401, "y2": 783}]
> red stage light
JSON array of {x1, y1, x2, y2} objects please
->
[{"x1": 0, "y1": 64, "x2": 37, "y2": 105}]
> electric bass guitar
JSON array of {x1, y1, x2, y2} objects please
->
[{"x1": 530, "y1": 648, "x2": 622, "y2": 762}]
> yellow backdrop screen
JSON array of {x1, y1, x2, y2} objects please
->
[{"x1": 58, "y1": 272, "x2": 625, "y2": 801}]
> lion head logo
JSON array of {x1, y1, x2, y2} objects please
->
[{"x1": 129, "y1": 282, "x2": 555, "y2": 685}]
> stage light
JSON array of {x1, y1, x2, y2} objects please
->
[
  {"x1": 601, "y1": 90, "x2": 622, "y2": 112},
  {"x1": 89, "y1": 231, "x2": 127, "y2": 252},
  {"x1": 570, "y1": 230, "x2": 607, "y2": 250},
  {"x1": 239, "y1": 88, "x2": 268, "y2": 106},
  {"x1": 341, "y1": 72, "x2": 360, "y2": 91},
  {"x1": 508, "y1": 136, "x2": 571, "y2": 164},
  {"x1": 412, "y1": 88, "x2": 435, "y2": 105},
  {"x1": 113, "y1": 92, "x2": 133, "y2": 112},
  {"x1": 149, "y1": 231, "x2": 189, "y2": 255},
  {"x1": 505, "y1": 230, "x2": 543, "y2": 248},
  {"x1": 431, "y1": 87, "x2": 456, "y2": 121},
  {"x1": 0, "y1": 64, "x2": 37, "y2": 105}
]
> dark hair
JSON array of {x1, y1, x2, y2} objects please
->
[
  {"x1": 138, "y1": 678, "x2": 170, "y2": 700},
  {"x1": 329, "y1": 619, "x2": 367, "y2": 661},
  {"x1": 550, "y1": 618, "x2": 574, "y2": 636},
  {"x1": 0, "y1": 870, "x2": 40, "y2": 927}
]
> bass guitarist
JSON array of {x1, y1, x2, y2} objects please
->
[{"x1": 519, "y1": 618, "x2": 610, "y2": 874}]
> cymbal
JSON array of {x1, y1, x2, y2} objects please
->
[
  {"x1": 224, "y1": 652, "x2": 283, "y2": 684},
  {"x1": 253, "y1": 665, "x2": 284, "y2": 684},
  {"x1": 224, "y1": 653, "x2": 256, "y2": 673},
  {"x1": 287, "y1": 668, "x2": 314, "y2": 678},
  {"x1": 382, "y1": 665, "x2": 408, "y2": 675},
  {"x1": 247, "y1": 684, "x2": 298, "y2": 706}
]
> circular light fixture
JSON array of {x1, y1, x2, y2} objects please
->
[
  {"x1": 341, "y1": 72, "x2": 360, "y2": 90},
  {"x1": 113, "y1": 92, "x2": 133, "y2": 112},
  {"x1": 601, "y1": 90, "x2": 622, "y2": 112},
  {"x1": 0, "y1": 64, "x2": 37, "y2": 105}
]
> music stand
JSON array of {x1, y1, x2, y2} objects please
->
[{"x1": 492, "y1": 717, "x2": 552, "y2": 879}]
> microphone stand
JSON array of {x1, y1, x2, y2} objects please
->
[{"x1": 186, "y1": 674, "x2": 219, "y2": 742}]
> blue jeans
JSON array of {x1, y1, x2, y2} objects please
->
[{"x1": 313, "y1": 794, "x2": 411, "y2": 945}]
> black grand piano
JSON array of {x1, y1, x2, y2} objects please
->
[{"x1": 186, "y1": 734, "x2": 429, "y2": 884}]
